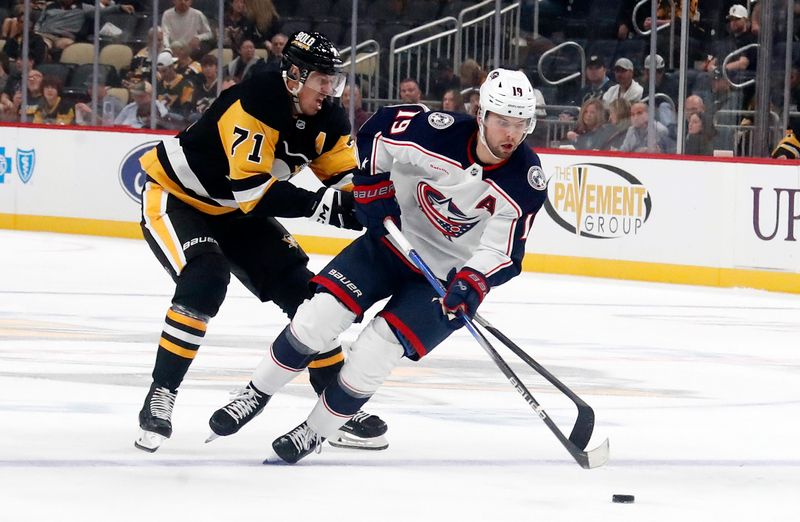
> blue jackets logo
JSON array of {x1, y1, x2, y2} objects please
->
[
  {"x1": 0, "y1": 147, "x2": 10, "y2": 183},
  {"x1": 119, "y1": 141, "x2": 159, "y2": 203},
  {"x1": 16, "y1": 149, "x2": 35, "y2": 183}
]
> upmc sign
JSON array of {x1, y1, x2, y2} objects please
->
[{"x1": 752, "y1": 187, "x2": 800, "y2": 241}]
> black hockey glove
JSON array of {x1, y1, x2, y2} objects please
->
[
  {"x1": 352, "y1": 172, "x2": 401, "y2": 238},
  {"x1": 308, "y1": 187, "x2": 363, "y2": 231},
  {"x1": 441, "y1": 267, "x2": 489, "y2": 330}
]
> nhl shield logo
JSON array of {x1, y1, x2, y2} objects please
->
[
  {"x1": 527, "y1": 165, "x2": 547, "y2": 191},
  {"x1": 16, "y1": 148, "x2": 35, "y2": 184}
]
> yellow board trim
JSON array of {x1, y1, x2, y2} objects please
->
[{"x1": 3, "y1": 213, "x2": 800, "y2": 294}]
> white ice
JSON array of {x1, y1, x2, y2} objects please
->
[{"x1": 1, "y1": 230, "x2": 799, "y2": 521}]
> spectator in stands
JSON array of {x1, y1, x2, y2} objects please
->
[
  {"x1": 155, "y1": 50, "x2": 195, "y2": 118},
  {"x1": 161, "y1": 0, "x2": 213, "y2": 55},
  {"x1": 190, "y1": 53, "x2": 219, "y2": 119},
  {"x1": 566, "y1": 98, "x2": 609, "y2": 150},
  {"x1": 74, "y1": 78, "x2": 124, "y2": 125},
  {"x1": 463, "y1": 88, "x2": 480, "y2": 116},
  {"x1": 602, "y1": 58, "x2": 643, "y2": 106},
  {"x1": 430, "y1": 57, "x2": 460, "y2": 101},
  {"x1": 226, "y1": 39, "x2": 262, "y2": 82},
  {"x1": 0, "y1": 67, "x2": 43, "y2": 121},
  {"x1": 32, "y1": 75, "x2": 74, "y2": 124},
  {"x1": 441, "y1": 88, "x2": 464, "y2": 112},
  {"x1": 3, "y1": 8, "x2": 48, "y2": 66},
  {"x1": 716, "y1": 4, "x2": 756, "y2": 74},
  {"x1": 684, "y1": 111, "x2": 716, "y2": 155},
  {"x1": 706, "y1": 66, "x2": 743, "y2": 152},
  {"x1": 35, "y1": 0, "x2": 134, "y2": 52},
  {"x1": 262, "y1": 32, "x2": 287, "y2": 71},
  {"x1": 399, "y1": 77, "x2": 422, "y2": 104},
  {"x1": 599, "y1": 98, "x2": 631, "y2": 150},
  {"x1": 685, "y1": 93, "x2": 705, "y2": 120},
  {"x1": 459, "y1": 58, "x2": 485, "y2": 90},
  {"x1": 223, "y1": 0, "x2": 247, "y2": 49},
  {"x1": 0, "y1": 52, "x2": 8, "y2": 93},
  {"x1": 620, "y1": 101, "x2": 674, "y2": 152},
  {"x1": 341, "y1": 85, "x2": 371, "y2": 135},
  {"x1": 114, "y1": 80, "x2": 169, "y2": 128},
  {"x1": 171, "y1": 40, "x2": 201, "y2": 82},
  {"x1": 641, "y1": 53, "x2": 678, "y2": 130},
  {"x1": 580, "y1": 55, "x2": 612, "y2": 104},
  {"x1": 126, "y1": 27, "x2": 164, "y2": 88},
  {"x1": 239, "y1": 0, "x2": 280, "y2": 50}
]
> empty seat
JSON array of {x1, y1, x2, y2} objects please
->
[
  {"x1": 37, "y1": 62, "x2": 74, "y2": 84},
  {"x1": 314, "y1": 19, "x2": 343, "y2": 45},
  {"x1": 98, "y1": 12, "x2": 139, "y2": 43},
  {"x1": 60, "y1": 43, "x2": 95, "y2": 65},
  {"x1": 99, "y1": 44, "x2": 134, "y2": 73},
  {"x1": 66, "y1": 63, "x2": 117, "y2": 94},
  {"x1": 107, "y1": 86, "x2": 130, "y2": 105}
]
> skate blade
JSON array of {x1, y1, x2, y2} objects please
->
[
  {"x1": 134, "y1": 429, "x2": 165, "y2": 452},
  {"x1": 328, "y1": 431, "x2": 389, "y2": 451},
  {"x1": 205, "y1": 431, "x2": 220, "y2": 443},
  {"x1": 262, "y1": 450, "x2": 291, "y2": 465}
]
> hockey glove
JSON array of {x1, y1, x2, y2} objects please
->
[
  {"x1": 352, "y1": 172, "x2": 401, "y2": 238},
  {"x1": 308, "y1": 187, "x2": 363, "y2": 231},
  {"x1": 441, "y1": 267, "x2": 489, "y2": 330}
]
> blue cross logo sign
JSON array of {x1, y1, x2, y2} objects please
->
[{"x1": 0, "y1": 147, "x2": 10, "y2": 183}]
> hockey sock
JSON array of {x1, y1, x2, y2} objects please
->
[
  {"x1": 152, "y1": 305, "x2": 208, "y2": 391},
  {"x1": 252, "y1": 326, "x2": 319, "y2": 395},
  {"x1": 307, "y1": 347, "x2": 345, "y2": 396}
]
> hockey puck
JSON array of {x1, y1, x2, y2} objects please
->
[{"x1": 612, "y1": 494, "x2": 635, "y2": 504}]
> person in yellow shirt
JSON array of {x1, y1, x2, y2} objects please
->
[{"x1": 32, "y1": 75, "x2": 74, "y2": 125}]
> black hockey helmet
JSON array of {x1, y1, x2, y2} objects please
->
[{"x1": 281, "y1": 31, "x2": 346, "y2": 97}]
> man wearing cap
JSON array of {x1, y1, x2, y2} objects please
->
[
  {"x1": 155, "y1": 50, "x2": 195, "y2": 119},
  {"x1": 114, "y1": 81, "x2": 170, "y2": 128},
  {"x1": 578, "y1": 55, "x2": 612, "y2": 104},
  {"x1": 641, "y1": 54, "x2": 679, "y2": 129},
  {"x1": 602, "y1": 57, "x2": 643, "y2": 107},
  {"x1": 715, "y1": 4, "x2": 756, "y2": 73}
]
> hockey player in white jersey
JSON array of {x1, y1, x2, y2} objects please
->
[{"x1": 209, "y1": 68, "x2": 549, "y2": 463}]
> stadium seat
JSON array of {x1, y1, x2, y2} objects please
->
[
  {"x1": 60, "y1": 43, "x2": 95, "y2": 65},
  {"x1": 98, "y1": 12, "x2": 139, "y2": 43},
  {"x1": 99, "y1": 44, "x2": 134, "y2": 74},
  {"x1": 107, "y1": 87, "x2": 130, "y2": 105},
  {"x1": 296, "y1": 0, "x2": 331, "y2": 19},
  {"x1": 37, "y1": 63, "x2": 74, "y2": 85},
  {"x1": 65, "y1": 63, "x2": 117, "y2": 94}
]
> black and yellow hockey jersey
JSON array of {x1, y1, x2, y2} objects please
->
[{"x1": 140, "y1": 70, "x2": 358, "y2": 216}]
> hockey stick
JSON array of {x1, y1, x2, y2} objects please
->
[
  {"x1": 471, "y1": 314, "x2": 598, "y2": 452},
  {"x1": 384, "y1": 219, "x2": 609, "y2": 469}
]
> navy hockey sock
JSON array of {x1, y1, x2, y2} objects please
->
[{"x1": 307, "y1": 347, "x2": 345, "y2": 396}]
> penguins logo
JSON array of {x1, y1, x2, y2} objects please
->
[{"x1": 417, "y1": 182, "x2": 480, "y2": 240}]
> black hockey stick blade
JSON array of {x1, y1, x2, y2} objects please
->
[{"x1": 473, "y1": 315, "x2": 597, "y2": 451}]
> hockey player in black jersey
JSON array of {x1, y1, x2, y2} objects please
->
[
  {"x1": 209, "y1": 68, "x2": 548, "y2": 464},
  {"x1": 135, "y1": 31, "x2": 388, "y2": 453}
]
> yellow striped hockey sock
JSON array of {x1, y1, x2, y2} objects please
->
[{"x1": 152, "y1": 306, "x2": 208, "y2": 390}]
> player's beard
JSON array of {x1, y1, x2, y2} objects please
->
[{"x1": 488, "y1": 140, "x2": 516, "y2": 160}]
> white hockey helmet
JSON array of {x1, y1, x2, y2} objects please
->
[{"x1": 478, "y1": 68, "x2": 537, "y2": 134}]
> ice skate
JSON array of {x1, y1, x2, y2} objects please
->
[
  {"x1": 329, "y1": 410, "x2": 389, "y2": 450},
  {"x1": 207, "y1": 382, "x2": 271, "y2": 441},
  {"x1": 270, "y1": 422, "x2": 325, "y2": 464},
  {"x1": 135, "y1": 382, "x2": 177, "y2": 453}
]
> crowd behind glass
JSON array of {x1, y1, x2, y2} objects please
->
[{"x1": 0, "y1": 0, "x2": 796, "y2": 158}]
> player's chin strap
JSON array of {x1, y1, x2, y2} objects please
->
[{"x1": 282, "y1": 70, "x2": 304, "y2": 114}]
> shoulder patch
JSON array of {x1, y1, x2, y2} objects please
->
[
  {"x1": 427, "y1": 112, "x2": 455, "y2": 130},
  {"x1": 527, "y1": 165, "x2": 547, "y2": 191}
]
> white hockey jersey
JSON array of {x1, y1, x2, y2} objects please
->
[{"x1": 356, "y1": 105, "x2": 547, "y2": 288}]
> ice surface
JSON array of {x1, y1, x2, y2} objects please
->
[{"x1": 1, "y1": 230, "x2": 798, "y2": 521}]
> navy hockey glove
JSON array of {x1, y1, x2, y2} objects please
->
[
  {"x1": 352, "y1": 172, "x2": 401, "y2": 238},
  {"x1": 308, "y1": 187, "x2": 363, "y2": 231},
  {"x1": 441, "y1": 267, "x2": 489, "y2": 330}
]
